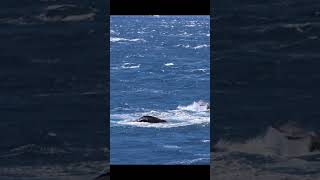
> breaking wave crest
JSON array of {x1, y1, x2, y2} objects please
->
[
  {"x1": 175, "y1": 44, "x2": 209, "y2": 49},
  {"x1": 121, "y1": 63, "x2": 140, "y2": 69},
  {"x1": 214, "y1": 126, "x2": 319, "y2": 158},
  {"x1": 212, "y1": 124, "x2": 320, "y2": 180},
  {"x1": 111, "y1": 37, "x2": 146, "y2": 43},
  {"x1": 177, "y1": 100, "x2": 210, "y2": 112}
]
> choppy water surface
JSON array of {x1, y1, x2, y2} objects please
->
[{"x1": 110, "y1": 16, "x2": 210, "y2": 164}]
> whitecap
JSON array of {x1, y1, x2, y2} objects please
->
[
  {"x1": 164, "y1": 63, "x2": 174, "y2": 66},
  {"x1": 175, "y1": 44, "x2": 209, "y2": 49},
  {"x1": 110, "y1": 37, "x2": 146, "y2": 43},
  {"x1": 178, "y1": 32, "x2": 193, "y2": 37},
  {"x1": 110, "y1": 30, "x2": 119, "y2": 35},
  {"x1": 190, "y1": 68, "x2": 208, "y2": 73},
  {"x1": 202, "y1": 140, "x2": 210, "y2": 143},
  {"x1": 175, "y1": 44, "x2": 191, "y2": 48},
  {"x1": 177, "y1": 100, "x2": 210, "y2": 112},
  {"x1": 168, "y1": 157, "x2": 210, "y2": 164},
  {"x1": 193, "y1": 44, "x2": 210, "y2": 49},
  {"x1": 163, "y1": 145, "x2": 181, "y2": 149},
  {"x1": 121, "y1": 63, "x2": 140, "y2": 69}
]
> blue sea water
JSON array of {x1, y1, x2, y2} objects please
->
[{"x1": 110, "y1": 16, "x2": 210, "y2": 164}]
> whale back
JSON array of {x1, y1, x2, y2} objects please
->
[{"x1": 136, "y1": 116, "x2": 166, "y2": 123}]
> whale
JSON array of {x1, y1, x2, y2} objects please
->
[{"x1": 135, "y1": 116, "x2": 167, "y2": 123}]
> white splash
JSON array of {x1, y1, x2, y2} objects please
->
[
  {"x1": 110, "y1": 37, "x2": 146, "y2": 43},
  {"x1": 202, "y1": 140, "x2": 210, "y2": 143},
  {"x1": 186, "y1": 24, "x2": 196, "y2": 27},
  {"x1": 177, "y1": 100, "x2": 210, "y2": 112},
  {"x1": 189, "y1": 68, "x2": 208, "y2": 73},
  {"x1": 111, "y1": 101, "x2": 210, "y2": 128},
  {"x1": 168, "y1": 157, "x2": 210, "y2": 165},
  {"x1": 175, "y1": 44, "x2": 209, "y2": 49},
  {"x1": 175, "y1": 44, "x2": 191, "y2": 48},
  {"x1": 214, "y1": 126, "x2": 320, "y2": 158},
  {"x1": 164, "y1": 63, "x2": 174, "y2": 66},
  {"x1": 121, "y1": 63, "x2": 140, "y2": 69},
  {"x1": 193, "y1": 44, "x2": 210, "y2": 49},
  {"x1": 110, "y1": 30, "x2": 120, "y2": 35}
]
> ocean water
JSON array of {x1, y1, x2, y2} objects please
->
[
  {"x1": 110, "y1": 16, "x2": 210, "y2": 164},
  {"x1": 0, "y1": 1, "x2": 108, "y2": 179},
  {"x1": 212, "y1": 0, "x2": 320, "y2": 179}
]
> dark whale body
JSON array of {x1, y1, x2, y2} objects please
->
[{"x1": 135, "y1": 116, "x2": 167, "y2": 123}]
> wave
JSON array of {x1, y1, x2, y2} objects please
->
[
  {"x1": 36, "y1": 12, "x2": 96, "y2": 23},
  {"x1": 121, "y1": 63, "x2": 140, "y2": 69},
  {"x1": 189, "y1": 68, "x2": 208, "y2": 73},
  {"x1": 211, "y1": 154, "x2": 320, "y2": 180},
  {"x1": 45, "y1": 4, "x2": 76, "y2": 10},
  {"x1": 178, "y1": 32, "x2": 193, "y2": 37},
  {"x1": 36, "y1": 5, "x2": 97, "y2": 22},
  {"x1": 0, "y1": 161, "x2": 107, "y2": 179},
  {"x1": 110, "y1": 30, "x2": 120, "y2": 35},
  {"x1": 202, "y1": 140, "x2": 210, "y2": 143},
  {"x1": 212, "y1": 124, "x2": 320, "y2": 179},
  {"x1": 175, "y1": 44, "x2": 209, "y2": 49},
  {"x1": 163, "y1": 145, "x2": 181, "y2": 149},
  {"x1": 110, "y1": 37, "x2": 146, "y2": 43},
  {"x1": 175, "y1": 44, "x2": 191, "y2": 48},
  {"x1": 0, "y1": 4, "x2": 96, "y2": 25},
  {"x1": 164, "y1": 62, "x2": 174, "y2": 66},
  {"x1": 111, "y1": 101, "x2": 210, "y2": 128},
  {"x1": 185, "y1": 24, "x2": 196, "y2": 27},
  {"x1": 193, "y1": 44, "x2": 210, "y2": 49},
  {"x1": 0, "y1": 144, "x2": 70, "y2": 159},
  {"x1": 168, "y1": 157, "x2": 210, "y2": 165},
  {"x1": 124, "y1": 54, "x2": 145, "y2": 58},
  {"x1": 214, "y1": 126, "x2": 319, "y2": 158},
  {"x1": 177, "y1": 100, "x2": 210, "y2": 112}
]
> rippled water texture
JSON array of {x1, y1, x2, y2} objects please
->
[{"x1": 110, "y1": 16, "x2": 210, "y2": 164}]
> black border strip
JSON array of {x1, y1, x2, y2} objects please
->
[
  {"x1": 110, "y1": 165, "x2": 210, "y2": 179},
  {"x1": 111, "y1": 0, "x2": 209, "y2": 15}
]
